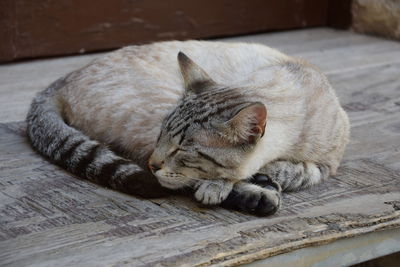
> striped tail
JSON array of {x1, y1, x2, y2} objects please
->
[{"x1": 26, "y1": 78, "x2": 167, "y2": 198}]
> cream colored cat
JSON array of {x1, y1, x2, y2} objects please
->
[{"x1": 26, "y1": 41, "x2": 350, "y2": 216}]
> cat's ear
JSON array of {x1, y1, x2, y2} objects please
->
[
  {"x1": 178, "y1": 51, "x2": 216, "y2": 94},
  {"x1": 223, "y1": 102, "x2": 267, "y2": 145}
]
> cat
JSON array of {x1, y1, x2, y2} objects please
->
[{"x1": 26, "y1": 41, "x2": 350, "y2": 216}]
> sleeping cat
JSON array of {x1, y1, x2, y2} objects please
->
[{"x1": 26, "y1": 41, "x2": 350, "y2": 216}]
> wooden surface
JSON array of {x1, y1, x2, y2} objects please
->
[
  {"x1": 0, "y1": 0, "x2": 330, "y2": 62},
  {"x1": 1, "y1": 28, "x2": 400, "y2": 266},
  {"x1": 248, "y1": 228, "x2": 400, "y2": 266}
]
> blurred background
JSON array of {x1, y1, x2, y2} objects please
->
[
  {"x1": 3, "y1": 0, "x2": 399, "y2": 62},
  {"x1": 0, "y1": 0, "x2": 354, "y2": 62}
]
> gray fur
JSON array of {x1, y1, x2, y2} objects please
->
[
  {"x1": 259, "y1": 160, "x2": 331, "y2": 191},
  {"x1": 26, "y1": 77, "x2": 166, "y2": 198}
]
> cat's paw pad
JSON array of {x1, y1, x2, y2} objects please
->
[
  {"x1": 251, "y1": 173, "x2": 282, "y2": 192},
  {"x1": 223, "y1": 184, "x2": 281, "y2": 216},
  {"x1": 194, "y1": 180, "x2": 233, "y2": 205}
]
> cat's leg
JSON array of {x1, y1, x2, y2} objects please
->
[
  {"x1": 222, "y1": 182, "x2": 281, "y2": 216},
  {"x1": 194, "y1": 179, "x2": 234, "y2": 205},
  {"x1": 194, "y1": 178, "x2": 281, "y2": 216},
  {"x1": 256, "y1": 160, "x2": 330, "y2": 192}
]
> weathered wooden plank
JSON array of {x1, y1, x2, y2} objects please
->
[
  {"x1": 326, "y1": 61, "x2": 400, "y2": 170},
  {"x1": 0, "y1": 54, "x2": 99, "y2": 123},
  {"x1": 328, "y1": 62, "x2": 400, "y2": 127},
  {"x1": 244, "y1": 228, "x2": 400, "y2": 267},
  {"x1": 225, "y1": 28, "x2": 384, "y2": 55},
  {"x1": 298, "y1": 40, "x2": 400, "y2": 74},
  {"x1": 328, "y1": 62, "x2": 400, "y2": 114},
  {"x1": 230, "y1": 29, "x2": 400, "y2": 76}
]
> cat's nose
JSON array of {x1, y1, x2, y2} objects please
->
[
  {"x1": 149, "y1": 162, "x2": 161, "y2": 173},
  {"x1": 148, "y1": 156, "x2": 163, "y2": 173}
]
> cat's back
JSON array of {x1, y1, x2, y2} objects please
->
[
  {"x1": 61, "y1": 41, "x2": 288, "y2": 114},
  {"x1": 124, "y1": 40, "x2": 288, "y2": 83},
  {"x1": 58, "y1": 41, "x2": 288, "y2": 157}
]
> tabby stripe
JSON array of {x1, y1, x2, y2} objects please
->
[
  {"x1": 178, "y1": 132, "x2": 186, "y2": 145},
  {"x1": 171, "y1": 101, "x2": 239, "y2": 130},
  {"x1": 180, "y1": 112, "x2": 195, "y2": 125},
  {"x1": 166, "y1": 105, "x2": 195, "y2": 128},
  {"x1": 193, "y1": 116, "x2": 210, "y2": 125},
  {"x1": 164, "y1": 111, "x2": 176, "y2": 127},
  {"x1": 172, "y1": 123, "x2": 190, "y2": 138},
  {"x1": 299, "y1": 163, "x2": 312, "y2": 188},
  {"x1": 197, "y1": 151, "x2": 227, "y2": 168},
  {"x1": 166, "y1": 116, "x2": 181, "y2": 131},
  {"x1": 97, "y1": 159, "x2": 131, "y2": 186},
  {"x1": 210, "y1": 102, "x2": 248, "y2": 118},
  {"x1": 166, "y1": 105, "x2": 190, "y2": 128},
  {"x1": 166, "y1": 108, "x2": 181, "y2": 127},
  {"x1": 181, "y1": 161, "x2": 207, "y2": 173},
  {"x1": 58, "y1": 139, "x2": 86, "y2": 165},
  {"x1": 182, "y1": 102, "x2": 244, "y2": 129},
  {"x1": 169, "y1": 115, "x2": 191, "y2": 131},
  {"x1": 168, "y1": 105, "x2": 207, "y2": 129},
  {"x1": 170, "y1": 101, "x2": 247, "y2": 137},
  {"x1": 156, "y1": 132, "x2": 162, "y2": 143},
  {"x1": 190, "y1": 166, "x2": 207, "y2": 173},
  {"x1": 168, "y1": 148, "x2": 180, "y2": 157},
  {"x1": 50, "y1": 134, "x2": 72, "y2": 158},
  {"x1": 292, "y1": 163, "x2": 305, "y2": 189},
  {"x1": 165, "y1": 89, "x2": 248, "y2": 135},
  {"x1": 167, "y1": 100, "x2": 212, "y2": 129},
  {"x1": 200, "y1": 101, "x2": 247, "y2": 121},
  {"x1": 213, "y1": 94, "x2": 244, "y2": 106},
  {"x1": 74, "y1": 144, "x2": 101, "y2": 176}
]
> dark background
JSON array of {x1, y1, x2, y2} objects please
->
[{"x1": 0, "y1": 0, "x2": 350, "y2": 62}]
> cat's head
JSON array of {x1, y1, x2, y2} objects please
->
[{"x1": 149, "y1": 52, "x2": 267, "y2": 189}]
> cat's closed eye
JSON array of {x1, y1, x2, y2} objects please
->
[{"x1": 179, "y1": 159, "x2": 207, "y2": 173}]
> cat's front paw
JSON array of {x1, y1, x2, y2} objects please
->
[
  {"x1": 222, "y1": 182, "x2": 281, "y2": 216},
  {"x1": 194, "y1": 179, "x2": 233, "y2": 205},
  {"x1": 251, "y1": 173, "x2": 282, "y2": 192}
]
